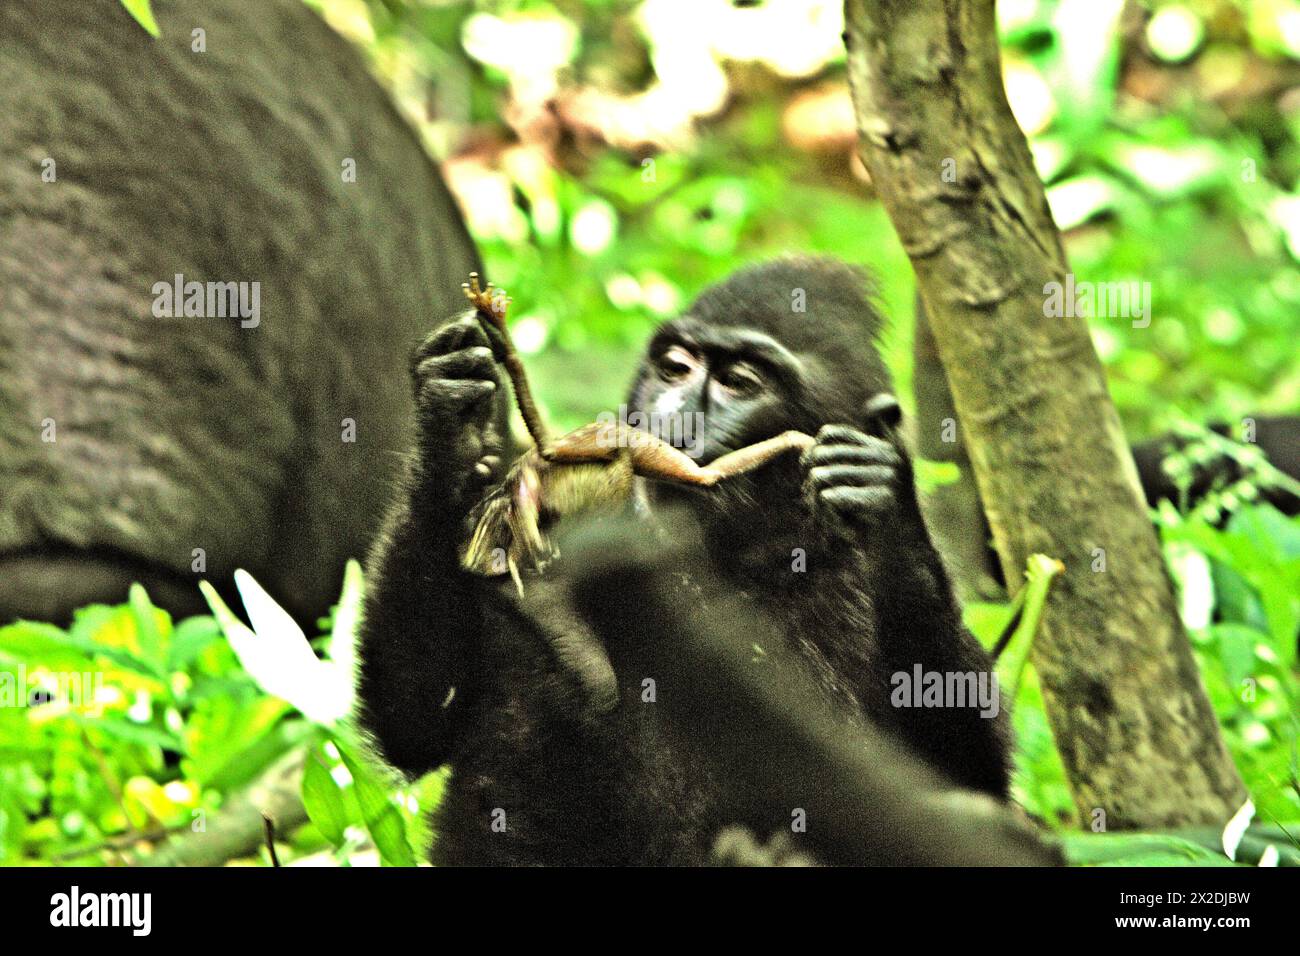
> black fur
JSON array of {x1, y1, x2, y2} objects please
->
[
  {"x1": 356, "y1": 257, "x2": 1010, "y2": 865},
  {"x1": 0, "y1": 0, "x2": 481, "y2": 623},
  {"x1": 1131, "y1": 416, "x2": 1300, "y2": 517}
]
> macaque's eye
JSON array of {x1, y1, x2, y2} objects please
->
[
  {"x1": 656, "y1": 345, "x2": 698, "y2": 383},
  {"x1": 715, "y1": 360, "x2": 764, "y2": 397}
]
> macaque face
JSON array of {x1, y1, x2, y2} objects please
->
[{"x1": 632, "y1": 318, "x2": 809, "y2": 467}]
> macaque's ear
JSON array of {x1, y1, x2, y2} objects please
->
[{"x1": 861, "y1": 393, "x2": 902, "y2": 438}]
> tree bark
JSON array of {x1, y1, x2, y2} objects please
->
[
  {"x1": 912, "y1": 293, "x2": 1003, "y2": 599},
  {"x1": 843, "y1": 0, "x2": 1246, "y2": 827}
]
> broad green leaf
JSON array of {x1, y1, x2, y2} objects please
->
[
  {"x1": 1061, "y1": 832, "x2": 1237, "y2": 867},
  {"x1": 0, "y1": 618, "x2": 162, "y2": 682},
  {"x1": 336, "y1": 742, "x2": 416, "y2": 868},
  {"x1": 1156, "y1": 824, "x2": 1300, "y2": 867},
  {"x1": 71, "y1": 714, "x2": 183, "y2": 753},
  {"x1": 181, "y1": 693, "x2": 290, "y2": 788},
  {"x1": 167, "y1": 616, "x2": 222, "y2": 673},
  {"x1": 301, "y1": 745, "x2": 350, "y2": 848}
]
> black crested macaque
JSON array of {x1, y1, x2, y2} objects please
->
[
  {"x1": 356, "y1": 257, "x2": 1010, "y2": 865},
  {"x1": 0, "y1": 0, "x2": 481, "y2": 624}
]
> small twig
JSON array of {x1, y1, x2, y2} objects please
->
[
  {"x1": 995, "y1": 554, "x2": 1064, "y2": 707},
  {"x1": 262, "y1": 812, "x2": 281, "y2": 867}
]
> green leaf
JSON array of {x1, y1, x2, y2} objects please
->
[
  {"x1": 1060, "y1": 831, "x2": 1238, "y2": 867},
  {"x1": 1177, "y1": 822, "x2": 1300, "y2": 867},
  {"x1": 0, "y1": 618, "x2": 162, "y2": 682},
  {"x1": 1211, "y1": 623, "x2": 1262, "y2": 689},
  {"x1": 119, "y1": 0, "x2": 160, "y2": 37},
  {"x1": 301, "y1": 745, "x2": 350, "y2": 848},
  {"x1": 913, "y1": 458, "x2": 961, "y2": 495},
  {"x1": 336, "y1": 742, "x2": 416, "y2": 867},
  {"x1": 181, "y1": 693, "x2": 292, "y2": 789},
  {"x1": 72, "y1": 714, "x2": 184, "y2": 754},
  {"x1": 167, "y1": 616, "x2": 222, "y2": 673},
  {"x1": 964, "y1": 601, "x2": 1014, "y2": 649},
  {"x1": 128, "y1": 584, "x2": 166, "y2": 669}
]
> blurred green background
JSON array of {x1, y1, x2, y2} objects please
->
[
  {"x1": 308, "y1": 0, "x2": 1300, "y2": 436},
  {"x1": 2, "y1": 0, "x2": 1297, "y2": 866}
]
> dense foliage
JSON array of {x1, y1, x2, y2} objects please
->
[{"x1": 2, "y1": 0, "x2": 1294, "y2": 865}]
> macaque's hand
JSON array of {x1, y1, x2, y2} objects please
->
[
  {"x1": 802, "y1": 424, "x2": 920, "y2": 536},
  {"x1": 410, "y1": 314, "x2": 503, "y2": 487}
]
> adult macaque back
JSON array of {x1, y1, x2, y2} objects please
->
[{"x1": 0, "y1": 0, "x2": 482, "y2": 622}]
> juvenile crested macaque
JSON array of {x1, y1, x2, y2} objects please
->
[
  {"x1": 356, "y1": 257, "x2": 1010, "y2": 865},
  {"x1": 458, "y1": 274, "x2": 812, "y2": 587}
]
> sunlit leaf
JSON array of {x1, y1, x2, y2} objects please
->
[
  {"x1": 336, "y1": 742, "x2": 416, "y2": 867},
  {"x1": 118, "y1": 0, "x2": 160, "y2": 37},
  {"x1": 302, "y1": 744, "x2": 351, "y2": 848}
]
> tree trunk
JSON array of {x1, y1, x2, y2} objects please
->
[
  {"x1": 912, "y1": 293, "x2": 1003, "y2": 600},
  {"x1": 843, "y1": 0, "x2": 1246, "y2": 827}
]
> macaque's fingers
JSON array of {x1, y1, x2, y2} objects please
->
[
  {"x1": 707, "y1": 430, "x2": 815, "y2": 480},
  {"x1": 420, "y1": 378, "x2": 497, "y2": 413},
  {"x1": 818, "y1": 485, "x2": 897, "y2": 521},
  {"x1": 806, "y1": 464, "x2": 895, "y2": 490},
  {"x1": 802, "y1": 439, "x2": 901, "y2": 469},
  {"x1": 801, "y1": 423, "x2": 921, "y2": 533},
  {"x1": 476, "y1": 319, "x2": 511, "y2": 364},
  {"x1": 414, "y1": 345, "x2": 498, "y2": 382},
  {"x1": 813, "y1": 423, "x2": 877, "y2": 447},
  {"x1": 410, "y1": 315, "x2": 490, "y2": 377}
]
